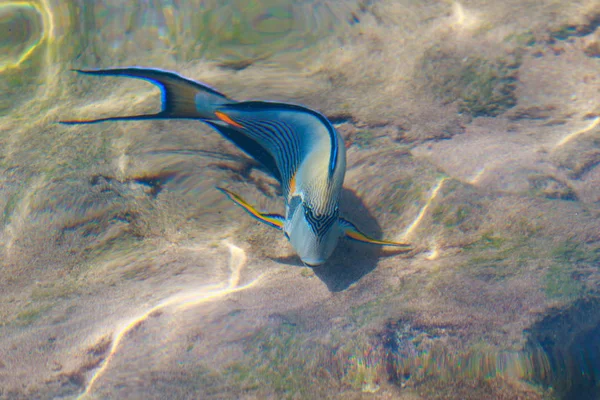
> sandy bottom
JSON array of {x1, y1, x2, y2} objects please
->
[{"x1": 1, "y1": 0, "x2": 600, "y2": 399}]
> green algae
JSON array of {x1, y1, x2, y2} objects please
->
[
  {"x1": 15, "y1": 303, "x2": 52, "y2": 326},
  {"x1": 543, "y1": 240, "x2": 600, "y2": 300},
  {"x1": 349, "y1": 293, "x2": 394, "y2": 326},
  {"x1": 299, "y1": 266, "x2": 315, "y2": 278},
  {"x1": 377, "y1": 175, "x2": 431, "y2": 215},
  {"x1": 551, "y1": 240, "x2": 600, "y2": 266},
  {"x1": 419, "y1": 44, "x2": 520, "y2": 117},
  {"x1": 353, "y1": 129, "x2": 376, "y2": 149},
  {"x1": 224, "y1": 324, "x2": 337, "y2": 399},
  {"x1": 460, "y1": 228, "x2": 545, "y2": 283},
  {"x1": 544, "y1": 264, "x2": 586, "y2": 301},
  {"x1": 2, "y1": 191, "x2": 20, "y2": 225},
  {"x1": 550, "y1": 25, "x2": 579, "y2": 40},
  {"x1": 527, "y1": 175, "x2": 577, "y2": 201},
  {"x1": 466, "y1": 231, "x2": 508, "y2": 251},
  {"x1": 30, "y1": 280, "x2": 79, "y2": 301},
  {"x1": 432, "y1": 203, "x2": 472, "y2": 228},
  {"x1": 442, "y1": 205, "x2": 469, "y2": 228},
  {"x1": 504, "y1": 31, "x2": 536, "y2": 47},
  {"x1": 339, "y1": 337, "x2": 385, "y2": 393}
]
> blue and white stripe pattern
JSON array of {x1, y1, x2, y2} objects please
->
[{"x1": 61, "y1": 67, "x2": 411, "y2": 266}]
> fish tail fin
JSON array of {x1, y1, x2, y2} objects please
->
[
  {"x1": 60, "y1": 67, "x2": 232, "y2": 124},
  {"x1": 60, "y1": 114, "x2": 166, "y2": 124}
]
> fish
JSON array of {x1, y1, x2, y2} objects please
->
[{"x1": 61, "y1": 67, "x2": 411, "y2": 266}]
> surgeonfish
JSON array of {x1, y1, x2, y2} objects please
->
[{"x1": 61, "y1": 67, "x2": 411, "y2": 266}]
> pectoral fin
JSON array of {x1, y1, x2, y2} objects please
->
[
  {"x1": 340, "y1": 218, "x2": 411, "y2": 249},
  {"x1": 217, "y1": 187, "x2": 284, "y2": 230}
]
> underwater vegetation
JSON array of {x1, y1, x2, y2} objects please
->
[
  {"x1": 213, "y1": 318, "x2": 555, "y2": 399},
  {"x1": 528, "y1": 175, "x2": 577, "y2": 201},
  {"x1": 14, "y1": 304, "x2": 53, "y2": 327},
  {"x1": 3, "y1": 1, "x2": 600, "y2": 399},
  {"x1": 418, "y1": 42, "x2": 520, "y2": 117},
  {"x1": 224, "y1": 324, "x2": 341, "y2": 399},
  {"x1": 548, "y1": 12, "x2": 600, "y2": 41},
  {"x1": 544, "y1": 240, "x2": 600, "y2": 301}
]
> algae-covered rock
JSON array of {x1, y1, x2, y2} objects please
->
[
  {"x1": 528, "y1": 174, "x2": 577, "y2": 201},
  {"x1": 418, "y1": 42, "x2": 520, "y2": 117}
]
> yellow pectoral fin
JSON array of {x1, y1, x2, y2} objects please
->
[
  {"x1": 340, "y1": 218, "x2": 411, "y2": 249},
  {"x1": 217, "y1": 187, "x2": 284, "y2": 230}
]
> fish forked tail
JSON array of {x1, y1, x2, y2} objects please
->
[{"x1": 59, "y1": 67, "x2": 232, "y2": 124}]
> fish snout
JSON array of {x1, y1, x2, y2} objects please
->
[
  {"x1": 302, "y1": 258, "x2": 325, "y2": 267},
  {"x1": 292, "y1": 232, "x2": 338, "y2": 267},
  {"x1": 290, "y1": 227, "x2": 338, "y2": 267},
  {"x1": 287, "y1": 204, "x2": 341, "y2": 267}
]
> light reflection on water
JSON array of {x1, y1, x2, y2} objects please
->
[{"x1": 1, "y1": 0, "x2": 600, "y2": 399}]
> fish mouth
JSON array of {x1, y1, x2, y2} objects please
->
[{"x1": 303, "y1": 260, "x2": 324, "y2": 267}]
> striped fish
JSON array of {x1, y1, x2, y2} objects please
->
[{"x1": 61, "y1": 67, "x2": 411, "y2": 266}]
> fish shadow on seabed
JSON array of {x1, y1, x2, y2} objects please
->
[
  {"x1": 152, "y1": 150, "x2": 408, "y2": 292},
  {"x1": 271, "y1": 187, "x2": 410, "y2": 292}
]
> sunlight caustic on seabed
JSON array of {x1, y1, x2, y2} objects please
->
[
  {"x1": 553, "y1": 116, "x2": 600, "y2": 149},
  {"x1": 447, "y1": 1, "x2": 482, "y2": 33},
  {"x1": 399, "y1": 177, "x2": 447, "y2": 242},
  {"x1": 468, "y1": 167, "x2": 488, "y2": 185},
  {"x1": 77, "y1": 241, "x2": 264, "y2": 399},
  {"x1": 424, "y1": 245, "x2": 439, "y2": 260},
  {"x1": 0, "y1": 1, "x2": 53, "y2": 72},
  {"x1": 2, "y1": 175, "x2": 47, "y2": 256},
  {"x1": 464, "y1": 115, "x2": 600, "y2": 185}
]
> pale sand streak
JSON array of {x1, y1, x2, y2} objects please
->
[
  {"x1": 399, "y1": 177, "x2": 447, "y2": 243},
  {"x1": 554, "y1": 116, "x2": 600, "y2": 149},
  {"x1": 78, "y1": 242, "x2": 263, "y2": 399}
]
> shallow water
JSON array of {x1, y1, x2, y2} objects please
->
[{"x1": 1, "y1": 1, "x2": 600, "y2": 399}]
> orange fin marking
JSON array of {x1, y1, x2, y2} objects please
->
[
  {"x1": 215, "y1": 111, "x2": 243, "y2": 128},
  {"x1": 289, "y1": 173, "x2": 296, "y2": 195}
]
